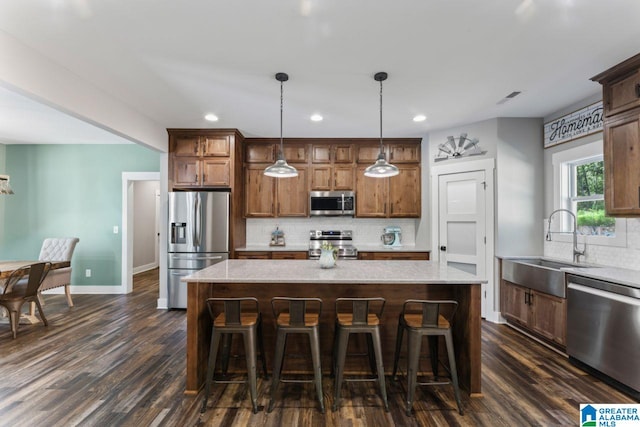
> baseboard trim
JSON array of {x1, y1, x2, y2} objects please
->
[
  {"x1": 157, "y1": 298, "x2": 168, "y2": 310},
  {"x1": 42, "y1": 285, "x2": 127, "y2": 295},
  {"x1": 133, "y1": 262, "x2": 159, "y2": 275}
]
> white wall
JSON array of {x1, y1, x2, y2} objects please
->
[{"x1": 133, "y1": 180, "x2": 159, "y2": 272}]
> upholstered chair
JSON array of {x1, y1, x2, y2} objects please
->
[{"x1": 36, "y1": 237, "x2": 80, "y2": 307}]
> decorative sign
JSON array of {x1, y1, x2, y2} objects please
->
[{"x1": 544, "y1": 101, "x2": 603, "y2": 148}]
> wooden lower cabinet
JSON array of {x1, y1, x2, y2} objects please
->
[
  {"x1": 501, "y1": 280, "x2": 567, "y2": 347},
  {"x1": 235, "y1": 251, "x2": 307, "y2": 260},
  {"x1": 358, "y1": 251, "x2": 430, "y2": 260}
]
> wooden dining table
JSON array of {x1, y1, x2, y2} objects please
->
[{"x1": 0, "y1": 260, "x2": 71, "y2": 324}]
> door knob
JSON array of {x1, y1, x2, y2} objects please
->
[{"x1": 440, "y1": 246, "x2": 447, "y2": 251}]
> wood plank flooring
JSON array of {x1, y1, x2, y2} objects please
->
[{"x1": 0, "y1": 268, "x2": 636, "y2": 426}]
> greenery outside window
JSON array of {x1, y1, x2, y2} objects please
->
[
  {"x1": 552, "y1": 140, "x2": 626, "y2": 248},
  {"x1": 569, "y1": 157, "x2": 615, "y2": 237}
]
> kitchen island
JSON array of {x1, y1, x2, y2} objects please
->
[{"x1": 184, "y1": 260, "x2": 484, "y2": 395}]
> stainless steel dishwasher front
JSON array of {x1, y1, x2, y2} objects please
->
[{"x1": 567, "y1": 274, "x2": 640, "y2": 395}]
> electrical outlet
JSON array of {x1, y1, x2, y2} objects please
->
[
  {"x1": 85, "y1": 269, "x2": 92, "y2": 278},
  {"x1": 113, "y1": 225, "x2": 119, "y2": 234}
]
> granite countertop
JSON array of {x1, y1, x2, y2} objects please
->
[
  {"x1": 236, "y1": 244, "x2": 431, "y2": 253},
  {"x1": 183, "y1": 259, "x2": 486, "y2": 285}
]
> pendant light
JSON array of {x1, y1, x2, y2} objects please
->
[
  {"x1": 364, "y1": 72, "x2": 399, "y2": 178},
  {"x1": 264, "y1": 72, "x2": 298, "y2": 178}
]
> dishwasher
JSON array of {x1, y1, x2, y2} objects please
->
[{"x1": 567, "y1": 274, "x2": 640, "y2": 398}]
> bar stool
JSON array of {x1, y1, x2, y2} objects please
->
[
  {"x1": 200, "y1": 297, "x2": 268, "y2": 414},
  {"x1": 392, "y1": 299, "x2": 463, "y2": 416},
  {"x1": 268, "y1": 297, "x2": 325, "y2": 413},
  {"x1": 332, "y1": 297, "x2": 389, "y2": 412}
]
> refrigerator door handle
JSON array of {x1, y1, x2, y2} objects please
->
[
  {"x1": 192, "y1": 193, "x2": 199, "y2": 247},
  {"x1": 170, "y1": 255, "x2": 224, "y2": 260},
  {"x1": 197, "y1": 193, "x2": 203, "y2": 247}
]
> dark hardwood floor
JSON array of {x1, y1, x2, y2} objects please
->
[{"x1": 0, "y1": 268, "x2": 635, "y2": 426}]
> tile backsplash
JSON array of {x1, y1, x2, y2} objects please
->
[
  {"x1": 246, "y1": 218, "x2": 418, "y2": 247},
  {"x1": 543, "y1": 218, "x2": 640, "y2": 271}
]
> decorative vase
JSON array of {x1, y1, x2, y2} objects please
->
[{"x1": 319, "y1": 248, "x2": 337, "y2": 269}]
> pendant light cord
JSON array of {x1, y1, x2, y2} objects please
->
[
  {"x1": 379, "y1": 78, "x2": 383, "y2": 155},
  {"x1": 280, "y1": 79, "x2": 284, "y2": 156}
]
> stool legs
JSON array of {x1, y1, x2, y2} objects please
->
[
  {"x1": 444, "y1": 330, "x2": 464, "y2": 415},
  {"x1": 201, "y1": 329, "x2": 222, "y2": 413},
  {"x1": 243, "y1": 328, "x2": 259, "y2": 413},
  {"x1": 309, "y1": 327, "x2": 326, "y2": 413},
  {"x1": 406, "y1": 330, "x2": 423, "y2": 416},
  {"x1": 332, "y1": 327, "x2": 389, "y2": 412},
  {"x1": 268, "y1": 328, "x2": 287, "y2": 412},
  {"x1": 392, "y1": 316, "x2": 405, "y2": 380}
]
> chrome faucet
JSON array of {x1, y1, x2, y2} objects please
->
[{"x1": 546, "y1": 209, "x2": 585, "y2": 263}]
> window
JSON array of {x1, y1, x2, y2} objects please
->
[
  {"x1": 569, "y1": 157, "x2": 615, "y2": 237},
  {"x1": 552, "y1": 140, "x2": 626, "y2": 247}
]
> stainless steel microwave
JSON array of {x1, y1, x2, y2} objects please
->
[{"x1": 309, "y1": 191, "x2": 355, "y2": 216}]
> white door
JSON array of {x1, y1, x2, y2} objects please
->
[{"x1": 438, "y1": 170, "x2": 487, "y2": 316}]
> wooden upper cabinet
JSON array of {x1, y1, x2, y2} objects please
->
[
  {"x1": 202, "y1": 159, "x2": 231, "y2": 187},
  {"x1": 276, "y1": 166, "x2": 308, "y2": 217},
  {"x1": 173, "y1": 157, "x2": 200, "y2": 186},
  {"x1": 389, "y1": 143, "x2": 420, "y2": 163},
  {"x1": 356, "y1": 144, "x2": 383, "y2": 163},
  {"x1": 334, "y1": 145, "x2": 355, "y2": 163},
  {"x1": 334, "y1": 166, "x2": 355, "y2": 190},
  {"x1": 312, "y1": 144, "x2": 354, "y2": 163},
  {"x1": 246, "y1": 144, "x2": 275, "y2": 163},
  {"x1": 310, "y1": 165, "x2": 332, "y2": 190},
  {"x1": 244, "y1": 164, "x2": 275, "y2": 217},
  {"x1": 389, "y1": 165, "x2": 421, "y2": 217},
  {"x1": 604, "y1": 110, "x2": 640, "y2": 215},
  {"x1": 592, "y1": 53, "x2": 640, "y2": 216},
  {"x1": 283, "y1": 144, "x2": 309, "y2": 163},
  {"x1": 173, "y1": 137, "x2": 200, "y2": 157},
  {"x1": 356, "y1": 166, "x2": 387, "y2": 217},
  {"x1": 201, "y1": 136, "x2": 231, "y2": 157}
]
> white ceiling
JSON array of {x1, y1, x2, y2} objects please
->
[{"x1": 1, "y1": 0, "x2": 640, "y2": 144}]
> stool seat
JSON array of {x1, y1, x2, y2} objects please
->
[
  {"x1": 403, "y1": 313, "x2": 450, "y2": 329},
  {"x1": 214, "y1": 312, "x2": 259, "y2": 327},
  {"x1": 276, "y1": 312, "x2": 319, "y2": 327},
  {"x1": 269, "y1": 297, "x2": 325, "y2": 414},
  {"x1": 392, "y1": 299, "x2": 463, "y2": 416},
  {"x1": 337, "y1": 313, "x2": 380, "y2": 326}
]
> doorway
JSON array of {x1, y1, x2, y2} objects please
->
[
  {"x1": 121, "y1": 172, "x2": 161, "y2": 294},
  {"x1": 431, "y1": 159, "x2": 495, "y2": 319}
]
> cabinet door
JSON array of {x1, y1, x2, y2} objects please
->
[
  {"x1": 605, "y1": 69, "x2": 640, "y2": 116},
  {"x1": 173, "y1": 137, "x2": 200, "y2": 157},
  {"x1": 244, "y1": 165, "x2": 275, "y2": 217},
  {"x1": 356, "y1": 144, "x2": 383, "y2": 163},
  {"x1": 173, "y1": 157, "x2": 200, "y2": 186},
  {"x1": 501, "y1": 281, "x2": 529, "y2": 325},
  {"x1": 389, "y1": 143, "x2": 420, "y2": 163},
  {"x1": 334, "y1": 144, "x2": 354, "y2": 163},
  {"x1": 356, "y1": 166, "x2": 387, "y2": 217},
  {"x1": 312, "y1": 145, "x2": 332, "y2": 163},
  {"x1": 334, "y1": 166, "x2": 355, "y2": 190},
  {"x1": 530, "y1": 291, "x2": 567, "y2": 346},
  {"x1": 202, "y1": 159, "x2": 231, "y2": 187},
  {"x1": 284, "y1": 144, "x2": 309, "y2": 163},
  {"x1": 272, "y1": 252, "x2": 308, "y2": 260},
  {"x1": 310, "y1": 165, "x2": 332, "y2": 190},
  {"x1": 201, "y1": 136, "x2": 230, "y2": 157},
  {"x1": 604, "y1": 110, "x2": 640, "y2": 215},
  {"x1": 389, "y1": 165, "x2": 421, "y2": 217},
  {"x1": 276, "y1": 166, "x2": 308, "y2": 217},
  {"x1": 246, "y1": 144, "x2": 275, "y2": 163},
  {"x1": 236, "y1": 252, "x2": 271, "y2": 259}
]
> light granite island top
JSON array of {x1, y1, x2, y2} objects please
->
[{"x1": 183, "y1": 260, "x2": 485, "y2": 396}]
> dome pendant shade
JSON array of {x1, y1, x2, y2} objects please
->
[
  {"x1": 365, "y1": 71, "x2": 398, "y2": 179},
  {"x1": 364, "y1": 153, "x2": 400, "y2": 177},
  {"x1": 264, "y1": 72, "x2": 298, "y2": 178}
]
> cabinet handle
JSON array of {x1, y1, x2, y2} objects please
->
[
  {"x1": 529, "y1": 291, "x2": 533, "y2": 305},
  {"x1": 384, "y1": 203, "x2": 387, "y2": 214},
  {"x1": 194, "y1": 140, "x2": 199, "y2": 154},
  {"x1": 636, "y1": 83, "x2": 640, "y2": 98},
  {"x1": 390, "y1": 204, "x2": 394, "y2": 214},
  {"x1": 524, "y1": 291, "x2": 529, "y2": 305},
  {"x1": 195, "y1": 174, "x2": 198, "y2": 183}
]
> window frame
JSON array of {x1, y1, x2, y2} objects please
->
[{"x1": 551, "y1": 140, "x2": 626, "y2": 248}]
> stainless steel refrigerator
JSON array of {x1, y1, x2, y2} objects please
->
[{"x1": 168, "y1": 191, "x2": 230, "y2": 309}]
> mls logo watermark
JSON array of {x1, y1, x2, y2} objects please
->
[{"x1": 581, "y1": 404, "x2": 640, "y2": 427}]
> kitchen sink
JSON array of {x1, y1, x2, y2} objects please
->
[{"x1": 501, "y1": 257, "x2": 598, "y2": 298}]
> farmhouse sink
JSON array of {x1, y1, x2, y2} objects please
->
[{"x1": 501, "y1": 257, "x2": 598, "y2": 298}]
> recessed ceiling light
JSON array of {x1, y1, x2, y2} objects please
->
[
  {"x1": 413, "y1": 114, "x2": 427, "y2": 122},
  {"x1": 204, "y1": 113, "x2": 219, "y2": 122},
  {"x1": 310, "y1": 114, "x2": 323, "y2": 122}
]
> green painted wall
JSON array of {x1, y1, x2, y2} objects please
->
[
  {"x1": 0, "y1": 144, "x2": 160, "y2": 286},
  {"x1": 0, "y1": 143, "x2": 6, "y2": 244}
]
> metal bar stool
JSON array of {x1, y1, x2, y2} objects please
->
[
  {"x1": 268, "y1": 297, "x2": 325, "y2": 413},
  {"x1": 332, "y1": 297, "x2": 389, "y2": 412},
  {"x1": 392, "y1": 299, "x2": 463, "y2": 416},
  {"x1": 200, "y1": 297, "x2": 268, "y2": 414}
]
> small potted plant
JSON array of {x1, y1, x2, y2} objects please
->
[{"x1": 319, "y1": 240, "x2": 337, "y2": 269}]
